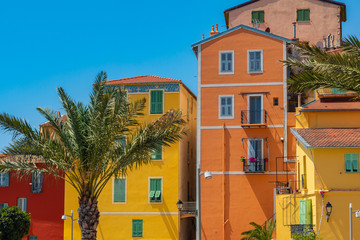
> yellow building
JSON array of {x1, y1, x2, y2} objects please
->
[
  {"x1": 276, "y1": 92, "x2": 360, "y2": 239},
  {"x1": 64, "y1": 75, "x2": 196, "y2": 240}
]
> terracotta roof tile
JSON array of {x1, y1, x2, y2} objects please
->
[
  {"x1": 105, "y1": 75, "x2": 182, "y2": 85},
  {"x1": 291, "y1": 128, "x2": 360, "y2": 148},
  {"x1": 301, "y1": 100, "x2": 360, "y2": 112}
]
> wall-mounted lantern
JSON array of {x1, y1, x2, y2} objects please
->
[{"x1": 326, "y1": 202, "x2": 332, "y2": 222}]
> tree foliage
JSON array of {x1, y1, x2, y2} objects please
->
[
  {"x1": 284, "y1": 36, "x2": 360, "y2": 94},
  {"x1": 241, "y1": 219, "x2": 275, "y2": 240},
  {"x1": 0, "y1": 206, "x2": 30, "y2": 240}
]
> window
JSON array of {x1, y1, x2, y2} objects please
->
[
  {"x1": 0, "y1": 172, "x2": 9, "y2": 187},
  {"x1": 345, "y1": 153, "x2": 359, "y2": 173},
  {"x1": 28, "y1": 237, "x2": 37, "y2": 240},
  {"x1": 0, "y1": 203, "x2": 8, "y2": 209},
  {"x1": 248, "y1": 95, "x2": 263, "y2": 124},
  {"x1": 150, "y1": 90, "x2": 163, "y2": 114},
  {"x1": 297, "y1": 9, "x2": 310, "y2": 22},
  {"x1": 299, "y1": 199, "x2": 312, "y2": 224},
  {"x1": 132, "y1": 219, "x2": 143, "y2": 237},
  {"x1": 332, "y1": 88, "x2": 346, "y2": 94},
  {"x1": 113, "y1": 178, "x2": 126, "y2": 203},
  {"x1": 150, "y1": 146, "x2": 162, "y2": 160},
  {"x1": 248, "y1": 139, "x2": 264, "y2": 171},
  {"x1": 149, "y1": 178, "x2": 162, "y2": 203},
  {"x1": 116, "y1": 136, "x2": 127, "y2": 149},
  {"x1": 273, "y1": 98, "x2": 279, "y2": 106},
  {"x1": 252, "y1": 10, "x2": 264, "y2": 23},
  {"x1": 248, "y1": 50, "x2": 263, "y2": 73},
  {"x1": 219, "y1": 95, "x2": 234, "y2": 119},
  {"x1": 219, "y1": 51, "x2": 234, "y2": 74},
  {"x1": 17, "y1": 198, "x2": 27, "y2": 212},
  {"x1": 31, "y1": 172, "x2": 42, "y2": 193}
]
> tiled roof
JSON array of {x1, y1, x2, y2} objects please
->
[
  {"x1": 300, "y1": 100, "x2": 360, "y2": 112},
  {"x1": 40, "y1": 114, "x2": 67, "y2": 127},
  {"x1": 224, "y1": 0, "x2": 345, "y2": 13},
  {"x1": 105, "y1": 75, "x2": 182, "y2": 85},
  {"x1": 291, "y1": 128, "x2": 360, "y2": 149}
]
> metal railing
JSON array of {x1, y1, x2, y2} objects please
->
[
  {"x1": 180, "y1": 201, "x2": 196, "y2": 214},
  {"x1": 243, "y1": 158, "x2": 266, "y2": 172},
  {"x1": 241, "y1": 110, "x2": 267, "y2": 125}
]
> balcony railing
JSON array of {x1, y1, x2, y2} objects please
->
[
  {"x1": 316, "y1": 88, "x2": 357, "y2": 97},
  {"x1": 290, "y1": 224, "x2": 314, "y2": 238},
  {"x1": 243, "y1": 158, "x2": 266, "y2": 172},
  {"x1": 180, "y1": 201, "x2": 196, "y2": 214},
  {"x1": 241, "y1": 110, "x2": 267, "y2": 126}
]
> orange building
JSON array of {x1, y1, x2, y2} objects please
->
[
  {"x1": 224, "y1": 0, "x2": 346, "y2": 47},
  {"x1": 191, "y1": 25, "x2": 297, "y2": 239}
]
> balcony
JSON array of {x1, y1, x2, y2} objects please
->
[
  {"x1": 179, "y1": 201, "x2": 196, "y2": 219},
  {"x1": 243, "y1": 158, "x2": 266, "y2": 172},
  {"x1": 241, "y1": 110, "x2": 267, "y2": 128}
]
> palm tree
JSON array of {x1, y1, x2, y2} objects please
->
[
  {"x1": 0, "y1": 71, "x2": 186, "y2": 240},
  {"x1": 284, "y1": 36, "x2": 360, "y2": 94},
  {"x1": 241, "y1": 219, "x2": 275, "y2": 240}
]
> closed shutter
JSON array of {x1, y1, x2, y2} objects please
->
[
  {"x1": 299, "y1": 200, "x2": 306, "y2": 224},
  {"x1": 114, "y1": 178, "x2": 126, "y2": 202},
  {"x1": 352, "y1": 153, "x2": 359, "y2": 172},
  {"x1": 297, "y1": 9, "x2": 310, "y2": 22},
  {"x1": 252, "y1": 11, "x2": 264, "y2": 23},
  {"x1": 345, "y1": 153, "x2": 352, "y2": 172},
  {"x1": 150, "y1": 91, "x2": 163, "y2": 114},
  {"x1": 132, "y1": 219, "x2": 143, "y2": 237}
]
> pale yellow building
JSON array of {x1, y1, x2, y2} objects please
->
[
  {"x1": 276, "y1": 92, "x2": 360, "y2": 239},
  {"x1": 64, "y1": 75, "x2": 196, "y2": 240}
]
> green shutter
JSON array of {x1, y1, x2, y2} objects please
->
[
  {"x1": 252, "y1": 11, "x2": 264, "y2": 23},
  {"x1": 119, "y1": 179, "x2": 126, "y2": 202},
  {"x1": 345, "y1": 153, "x2": 353, "y2": 172},
  {"x1": 297, "y1": 9, "x2": 310, "y2": 22},
  {"x1": 132, "y1": 219, "x2": 143, "y2": 237},
  {"x1": 306, "y1": 199, "x2": 312, "y2": 224},
  {"x1": 151, "y1": 147, "x2": 162, "y2": 160},
  {"x1": 150, "y1": 179, "x2": 161, "y2": 202},
  {"x1": 352, "y1": 153, "x2": 359, "y2": 172},
  {"x1": 114, "y1": 178, "x2": 126, "y2": 203},
  {"x1": 150, "y1": 90, "x2": 163, "y2": 114},
  {"x1": 299, "y1": 200, "x2": 306, "y2": 224}
]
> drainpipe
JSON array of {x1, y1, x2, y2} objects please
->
[
  {"x1": 283, "y1": 42, "x2": 288, "y2": 161},
  {"x1": 223, "y1": 123, "x2": 226, "y2": 240},
  {"x1": 196, "y1": 45, "x2": 202, "y2": 240}
]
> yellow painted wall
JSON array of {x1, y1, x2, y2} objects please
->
[{"x1": 64, "y1": 83, "x2": 196, "y2": 240}]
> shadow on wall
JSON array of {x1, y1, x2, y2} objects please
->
[{"x1": 158, "y1": 200, "x2": 178, "y2": 240}]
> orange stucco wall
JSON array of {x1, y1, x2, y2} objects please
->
[
  {"x1": 227, "y1": 0, "x2": 343, "y2": 47},
  {"x1": 199, "y1": 27, "x2": 296, "y2": 239}
]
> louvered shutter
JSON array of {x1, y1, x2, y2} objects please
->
[{"x1": 299, "y1": 200, "x2": 306, "y2": 224}]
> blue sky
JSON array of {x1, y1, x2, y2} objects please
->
[{"x1": 0, "y1": 0, "x2": 358, "y2": 150}]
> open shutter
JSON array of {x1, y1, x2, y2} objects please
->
[
  {"x1": 352, "y1": 153, "x2": 359, "y2": 172},
  {"x1": 345, "y1": 153, "x2": 352, "y2": 172},
  {"x1": 149, "y1": 179, "x2": 155, "y2": 201},
  {"x1": 299, "y1": 200, "x2": 306, "y2": 224},
  {"x1": 155, "y1": 179, "x2": 161, "y2": 199},
  {"x1": 306, "y1": 199, "x2": 312, "y2": 224}
]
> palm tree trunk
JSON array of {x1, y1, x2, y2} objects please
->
[{"x1": 78, "y1": 196, "x2": 99, "y2": 240}]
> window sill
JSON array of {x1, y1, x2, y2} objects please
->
[
  {"x1": 219, "y1": 116, "x2": 234, "y2": 120},
  {"x1": 219, "y1": 71, "x2": 234, "y2": 75},
  {"x1": 248, "y1": 71, "x2": 263, "y2": 75},
  {"x1": 112, "y1": 201, "x2": 127, "y2": 204},
  {"x1": 296, "y1": 21, "x2": 310, "y2": 23}
]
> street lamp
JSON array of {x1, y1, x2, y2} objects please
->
[
  {"x1": 326, "y1": 202, "x2": 332, "y2": 222},
  {"x1": 204, "y1": 170, "x2": 212, "y2": 180},
  {"x1": 61, "y1": 210, "x2": 78, "y2": 240},
  {"x1": 196, "y1": 170, "x2": 213, "y2": 240},
  {"x1": 177, "y1": 200, "x2": 183, "y2": 211}
]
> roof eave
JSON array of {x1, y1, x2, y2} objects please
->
[{"x1": 290, "y1": 128, "x2": 311, "y2": 149}]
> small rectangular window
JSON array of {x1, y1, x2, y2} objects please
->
[
  {"x1": 248, "y1": 50, "x2": 263, "y2": 73},
  {"x1": 252, "y1": 10, "x2": 264, "y2": 23},
  {"x1": 17, "y1": 198, "x2": 27, "y2": 212},
  {"x1": 332, "y1": 88, "x2": 346, "y2": 94},
  {"x1": 114, "y1": 178, "x2": 126, "y2": 203},
  {"x1": 150, "y1": 90, "x2": 163, "y2": 114},
  {"x1": 28, "y1": 236, "x2": 38, "y2": 240},
  {"x1": 273, "y1": 98, "x2": 279, "y2": 106},
  {"x1": 219, "y1": 95, "x2": 234, "y2": 119},
  {"x1": 150, "y1": 147, "x2": 162, "y2": 160},
  {"x1": 345, "y1": 153, "x2": 359, "y2": 173},
  {"x1": 149, "y1": 178, "x2": 162, "y2": 203},
  {"x1": 0, "y1": 172, "x2": 9, "y2": 187},
  {"x1": 297, "y1": 9, "x2": 310, "y2": 22},
  {"x1": 31, "y1": 172, "x2": 43, "y2": 193},
  {"x1": 132, "y1": 219, "x2": 143, "y2": 237},
  {"x1": 219, "y1": 51, "x2": 234, "y2": 74}
]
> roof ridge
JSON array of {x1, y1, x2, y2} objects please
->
[{"x1": 107, "y1": 75, "x2": 181, "y2": 84}]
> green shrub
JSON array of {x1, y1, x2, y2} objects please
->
[
  {"x1": 0, "y1": 206, "x2": 31, "y2": 240},
  {"x1": 293, "y1": 230, "x2": 320, "y2": 240}
]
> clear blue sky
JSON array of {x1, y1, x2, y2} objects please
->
[{"x1": 0, "y1": 0, "x2": 358, "y2": 150}]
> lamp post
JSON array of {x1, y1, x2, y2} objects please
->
[
  {"x1": 196, "y1": 170, "x2": 213, "y2": 240},
  {"x1": 177, "y1": 200, "x2": 183, "y2": 240},
  {"x1": 61, "y1": 210, "x2": 78, "y2": 240}
]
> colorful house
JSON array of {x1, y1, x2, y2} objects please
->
[
  {"x1": 223, "y1": 0, "x2": 346, "y2": 47},
  {"x1": 0, "y1": 155, "x2": 65, "y2": 240},
  {"x1": 63, "y1": 75, "x2": 197, "y2": 240},
  {"x1": 276, "y1": 92, "x2": 360, "y2": 240},
  {"x1": 191, "y1": 24, "x2": 297, "y2": 239}
]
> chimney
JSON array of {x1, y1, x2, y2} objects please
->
[
  {"x1": 215, "y1": 24, "x2": 219, "y2": 34},
  {"x1": 57, "y1": 111, "x2": 61, "y2": 118},
  {"x1": 210, "y1": 24, "x2": 219, "y2": 37},
  {"x1": 202, "y1": 34, "x2": 205, "y2": 40}
]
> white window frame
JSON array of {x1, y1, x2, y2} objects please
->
[
  {"x1": 247, "y1": 49, "x2": 263, "y2": 74},
  {"x1": 0, "y1": 173, "x2": 8, "y2": 187},
  {"x1": 218, "y1": 95, "x2": 235, "y2": 119},
  {"x1": 219, "y1": 51, "x2": 235, "y2": 75},
  {"x1": 17, "y1": 198, "x2": 27, "y2": 212},
  {"x1": 112, "y1": 177, "x2": 127, "y2": 204},
  {"x1": 247, "y1": 94, "x2": 264, "y2": 124},
  {"x1": 148, "y1": 177, "x2": 163, "y2": 204}
]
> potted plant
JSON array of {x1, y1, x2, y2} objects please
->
[
  {"x1": 249, "y1": 157, "x2": 257, "y2": 163},
  {"x1": 240, "y1": 156, "x2": 245, "y2": 162}
]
